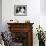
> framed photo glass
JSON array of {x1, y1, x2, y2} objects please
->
[{"x1": 14, "y1": 5, "x2": 27, "y2": 16}]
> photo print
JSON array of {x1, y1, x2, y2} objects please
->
[{"x1": 14, "y1": 5, "x2": 27, "y2": 16}]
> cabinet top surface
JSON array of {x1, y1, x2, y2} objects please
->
[{"x1": 7, "y1": 23, "x2": 34, "y2": 25}]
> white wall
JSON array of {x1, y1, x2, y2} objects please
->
[
  {"x1": 2, "y1": 0, "x2": 40, "y2": 46},
  {"x1": 40, "y1": 0, "x2": 46, "y2": 13},
  {"x1": 40, "y1": 0, "x2": 46, "y2": 31},
  {"x1": 2, "y1": 0, "x2": 46, "y2": 46},
  {"x1": 2, "y1": 0, "x2": 40, "y2": 30},
  {"x1": 0, "y1": 0, "x2": 2, "y2": 32}
]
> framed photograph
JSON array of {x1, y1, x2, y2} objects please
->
[{"x1": 14, "y1": 5, "x2": 27, "y2": 16}]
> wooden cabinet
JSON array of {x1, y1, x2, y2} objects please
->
[{"x1": 7, "y1": 23, "x2": 34, "y2": 46}]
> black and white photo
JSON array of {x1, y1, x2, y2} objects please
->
[{"x1": 14, "y1": 5, "x2": 27, "y2": 16}]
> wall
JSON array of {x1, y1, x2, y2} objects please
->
[
  {"x1": 0, "y1": 0, "x2": 2, "y2": 32},
  {"x1": 2, "y1": 0, "x2": 46, "y2": 46},
  {"x1": 2, "y1": 0, "x2": 40, "y2": 30},
  {"x1": 40, "y1": 0, "x2": 46, "y2": 13},
  {"x1": 2, "y1": 0, "x2": 40, "y2": 46},
  {"x1": 40, "y1": 0, "x2": 46, "y2": 31}
]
